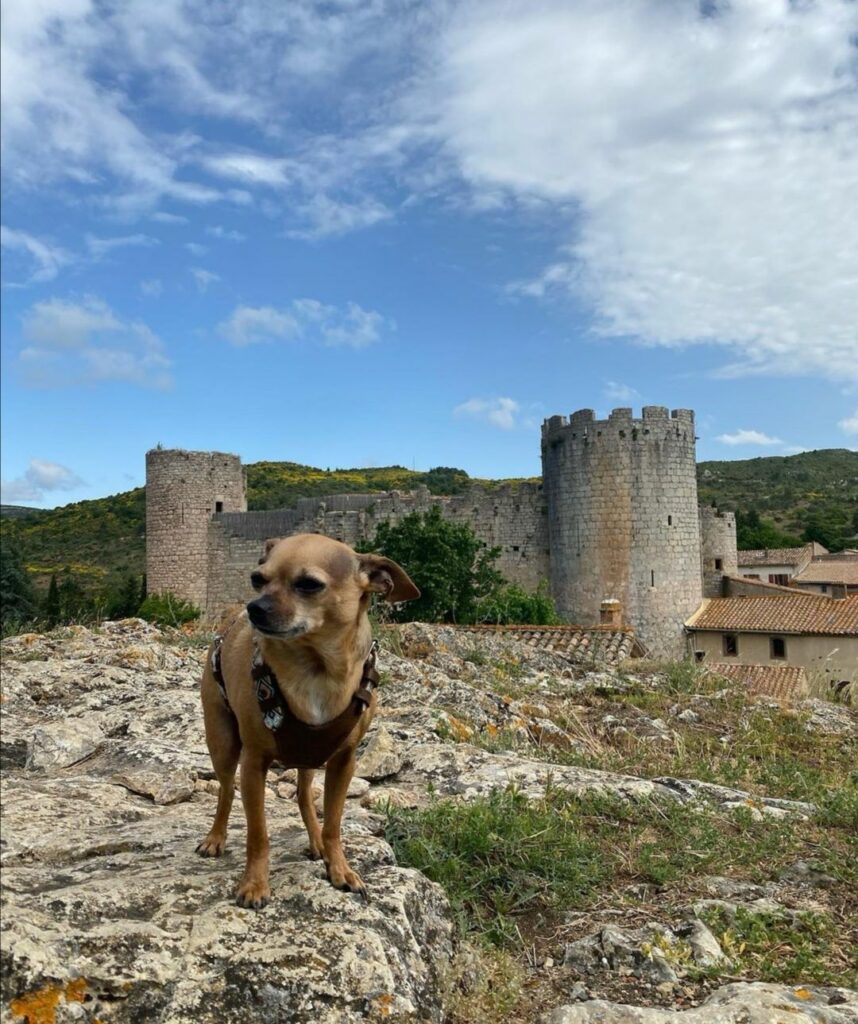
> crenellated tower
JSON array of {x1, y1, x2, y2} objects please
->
[
  {"x1": 541, "y1": 406, "x2": 702, "y2": 657},
  {"x1": 699, "y1": 505, "x2": 738, "y2": 597}
]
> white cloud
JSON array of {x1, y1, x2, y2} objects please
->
[
  {"x1": 206, "y1": 225, "x2": 245, "y2": 241},
  {"x1": 1, "y1": 458, "x2": 84, "y2": 504},
  {"x1": 839, "y1": 409, "x2": 858, "y2": 436},
  {"x1": 140, "y1": 278, "x2": 163, "y2": 297},
  {"x1": 715, "y1": 429, "x2": 784, "y2": 447},
  {"x1": 454, "y1": 397, "x2": 521, "y2": 431},
  {"x1": 422, "y1": 0, "x2": 858, "y2": 381},
  {"x1": 150, "y1": 211, "x2": 188, "y2": 224},
  {"x1": 217, "y1": 299, "x2": 390, "y2": 349},
  {"x1": 288, "y1": 195, "x2": 393, "y2": 240},
  {"x1": 190, "y1": 267, "x2": 220, "y2": 292},
  {"x1": 184, "y1": 242, "x2": 207, "y2": 256},
  {"x1": 217, "y1": 306, "x2": 300, "y2": 347},
  {"x1": 604, "y1": 381, "x2": 640, "y2": 403},
  {"x1": 201, "y1": 153, "x2": 292, "y2": 187},
  {"x1": 85, "y1": 233, "x2": 160, "y2": 259},
  {"x1": 18, "y1": 296, "x2": 172, "y2": 389},
  {"x1": 0, "y1": 226, "x2": 71, "y2": 285}
]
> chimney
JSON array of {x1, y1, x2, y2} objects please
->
[{"x1": 600, "y1": 598, "x2": 622, "y2": 627}]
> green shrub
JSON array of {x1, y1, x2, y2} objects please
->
[
  {"x1": 138, "y1": 592, "x2": 201, "y2": 627},
  {"x1": 475, "y1": 580, "x2": 560, "y2": 625}
]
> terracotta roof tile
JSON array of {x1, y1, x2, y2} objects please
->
[
  {"x1": 453, "y1": 624, "x2": 636, "y2": 665},
  {"x1": 706, "y1": 662, "x2": 809, "y2": 701},
  {"x1": 686, "y1": 594, "x2": 858, "y2": 636},
  {"x1": 793, "y1": 557, "x2": 858, "y2": 586},
  {"x1": 737, "y1": 544, "x2": 812, "y2": 568}
]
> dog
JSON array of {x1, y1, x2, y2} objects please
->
[{"x1": 196, "y1": 533, "x2": 419, "y2": 908}]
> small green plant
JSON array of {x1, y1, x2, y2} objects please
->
[
  {"x1": 699, "y1": 906, "x2": 851, "y2": 986},
  {"x1": 138, "y1": 591, "x2": 201, "y2": 627}
]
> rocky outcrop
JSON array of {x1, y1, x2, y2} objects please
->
[
  {"x1": 1, "y1": 620, "x2": 852, "y2": 1023},
  {"x1": 0, "y1": 623, "x2": 454, "y2": 1023},
  {"x1": 544, "y1": 982, "x2": 858, "y2": 1023}
]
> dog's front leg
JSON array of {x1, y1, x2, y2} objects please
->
[
  {"x1": 236, "y1": 750, "x2": 272, "y2": 909},
  {"x1": 322, "y1": 748, "x2": 366, "y2": 897}
]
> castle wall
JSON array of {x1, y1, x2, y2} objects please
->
[
  {"x1": 145, "y1": 449, "x2": 246, "y2": 610},
  {"x1": 699, "y1": 506, "x2": 738, "y2": 597},
  {"x1": 204, "y1": 484, "x2": 550, "y2": 617},
  {"x1": 541, "y1": 407, "x2": 702, "y2": 657}
]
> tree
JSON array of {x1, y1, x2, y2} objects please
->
[
  {"x1": 43, "y1": 574, "x2": 61, "y2": 628},
  {"x1": 0, "y1": 540, "x2": 37, "y2": 632},
  {"x1": 735, "y1": 510, "x2": 800, "y2": 551},
  {"x1": 105, "y1": 574, "x2": 142, "y2": 619},
  {"x1": 364, "y1": 506, "x2": 504, "y2": 623}
]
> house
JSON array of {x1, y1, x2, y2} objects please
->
[
  {"x1": 791, "y1": 551, "x2": 858, "y2": 596},
  {"x1": 685, "y1": 591, "x2": 858, "y2": 690},
  {"x1": 736, "y1": 542, "x2": 826, "y2": 587}
]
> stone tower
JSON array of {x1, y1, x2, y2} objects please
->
[
  {"x1": 699, "y1": 505, "x2": 738, "y2": 598},
  {"x1": 145, "y1": 449, "x2": 246, "y2": 610},
  {"x1": 541, "y1": 406, "x2": 702, "y2": 657}
]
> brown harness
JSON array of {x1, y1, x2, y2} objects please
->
[{"x1": 210, "y1": 633, "x2": 379, "y2": 770}]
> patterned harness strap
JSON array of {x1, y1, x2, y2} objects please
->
[{"x1": 210, "y1": 633, "x2": 381, "y2": 769}]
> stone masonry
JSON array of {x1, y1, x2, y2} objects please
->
[
  {"x1": 145, "y1": 406, "x2": 737, "y2": 656},
  {"x1": 542, "y1": 408, "x2": 704, "y2": 657}
]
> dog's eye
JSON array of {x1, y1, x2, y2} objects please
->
[
  {"x1": 293, "y1": 575, "x2": 325, "y2": 595},
  {"x1": 250, "y1": 572, "x2": 266, "y2": 591}
]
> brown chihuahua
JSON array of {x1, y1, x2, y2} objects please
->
[{"x1": 196, "y1": 533, "x2": 419, "y2": 908}]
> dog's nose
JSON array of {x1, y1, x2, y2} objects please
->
[{"x1": 246, "y1": 596, "x2": 274, "y2": 628}]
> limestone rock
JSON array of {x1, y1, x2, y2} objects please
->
[
  {"x1": 543, "y1": 982, "x2": 858, "y2": 1023},
  {"x1": 111, "y1": 767, "x2": 195, "y2": 805},
  {"x1": 798, "y1": 699, "x2": 856, "y2": 737},
  {"x1": 26, "y1": 718, "x2": 104, "y2": 770},
  {"x1": 356, "y1": 726, "x2": 403, "y2": 781}
]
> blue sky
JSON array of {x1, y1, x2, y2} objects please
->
[{"x1": 2, "y1": 0, "x2": 857, "y2": 507}]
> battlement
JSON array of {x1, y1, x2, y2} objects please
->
[{"x1": 542, "y1": 406, "x2": 695, "y2": 441}]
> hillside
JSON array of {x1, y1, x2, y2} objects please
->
[
  {"x1": 2, "y1": 449, "x2": 855, "y2": 592},
  {"x1": 697, "y1": 448, "x2": 858, "y2": 549}
]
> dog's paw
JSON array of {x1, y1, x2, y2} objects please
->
[
  {"x1": 196, "y1": 835, "x2": 227, "y2": 857},
  {"x1": 235, "y1": 878, "x2": 270, "y2": 910},
  {"x1": 304, "y1": 841, "x2": 324, "y2": 861},
  {"x1": 327, "y1": 864, "x2": 368, "y2": 900}
]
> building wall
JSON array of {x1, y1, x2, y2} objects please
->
[
  {"x1": 541, "y1": 406, "x2": 702, "y2": 658},
  {"x1": 204, "y1": 483, "x2": 550, "y2": 617},
  {"x1": 737, "y1": 565, "x2": 798, "y2": 584},
  {"x1": 145, "y1": 449, "x2": 246, "y2": 610},
  {"x1": 699, "y1": 506, "x2": 738, "y2": 597},
  {"x1": 690, "y1": 630, "x2": 858, "y2": 687}
]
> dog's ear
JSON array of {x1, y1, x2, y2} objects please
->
[
  {"x1": 259, "y1": 537, "x2": 282, "y2": 565},
  {"x1": 358, "y1": 554, "x2": 420, "y2": 603}
]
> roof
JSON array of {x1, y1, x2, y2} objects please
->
[
  {"x1": 737, "y1": 544, "x2": 812, "y2": 568},
  {"x1": 453, "y1": 624, "x2": 638, "y2": 665},
  {"x1": 706, "y1": 662, "x2": 809, "y2": 702},
  {"x1": 793, "y1": 556, "x2": 858, "y2": 587},
  {"x1": 686, "y1": 594, "x2": 858, "y2": 636}
]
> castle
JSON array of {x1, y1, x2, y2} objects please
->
[{"x1": 145, "y1": 406, "x2": 737, "y2": 657}]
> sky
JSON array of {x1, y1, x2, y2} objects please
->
[{"x1": 2, "y1": 0, "x2": 857, "y2": 508}]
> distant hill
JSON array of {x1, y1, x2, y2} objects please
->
[
  {"x1": 0, "y1": 505, "x2": 43, "y2": 519},
  {"x1": 2, "y1": 449, "x2": 855, "y2": 591},
  {"x1": 697, "y1": 448, "x2": 858, "y2": 549}
]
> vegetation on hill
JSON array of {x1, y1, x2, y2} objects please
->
[
  {"x1": 698, "y1": 448, "x2": 858, "y2": 551},
  {"x1": 1, "y1": 449, "x2": 854, "y2": 609}
]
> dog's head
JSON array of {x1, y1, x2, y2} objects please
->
[{"x1": 245, "y1": 533, "x2": 419, "y2": 641}]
